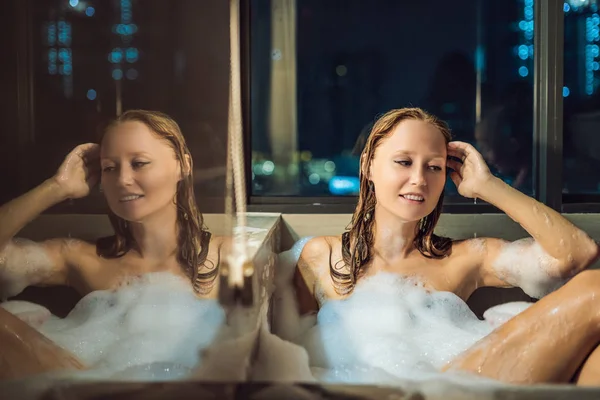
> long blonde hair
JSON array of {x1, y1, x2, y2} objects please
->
[
  {"x1": 96, "y1": 110, "x2": 216, "y2": 294},
  {"x1": 332, "y1": 107, "x2": 453, "y2": 295}
]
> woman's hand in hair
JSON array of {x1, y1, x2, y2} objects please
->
[
  {"x1": 53, "y1": 143, "x2": 101, "y2": 199},
  {"x1": 446, "y1": 141, "x2": 494, "y2": 199}
]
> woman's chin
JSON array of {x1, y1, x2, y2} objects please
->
[
  {"x1": 110, "y1": 206, "x2": 147, "y2": 224},
  {"x1": 390, "y1": 202, "x2": 436, "y2": 222}
]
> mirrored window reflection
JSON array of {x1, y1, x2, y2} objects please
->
[{"x1": 7, "y1": 0, "x2": 229, "y2": 209}]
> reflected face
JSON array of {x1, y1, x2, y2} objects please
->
[
  {"x1": 100, "y1": 121, "x2": 181, "y2": 222},
  {"x1": 369, "y1": 120, "x2": 447, "y2": 222}
]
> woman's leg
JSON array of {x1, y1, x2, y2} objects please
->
[
  {"x1": 574, "y1": 344, "x2": 600, "y2": 386},
  {"x1": 0, "y1": 307, "x2": 85, "y2": 380},
  {"x1": 445, "y1": 269, "x2": 600, "y2": 384}
]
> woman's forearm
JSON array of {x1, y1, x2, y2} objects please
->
[
  {"x1": 477, "y1": 176, "x2": 599, "y2": 275},
  {"x1": 0, "y1": 179, "x2": 67, "y2": 250}
]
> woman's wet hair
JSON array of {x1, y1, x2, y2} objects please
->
[
  {"x1": 96, "y1": 110, "x2": 216, "y2": 294},
  {"x1": 332, "y1": 107, "x2": 453, "y2": 295}
]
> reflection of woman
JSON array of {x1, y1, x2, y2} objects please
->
[
  {"x1": 475, "y1": 82, "x2": 533, "y2": 190},
  {"x1": 0, "y1": 110, "x2": 224, "y2": 379},
  {"x1": 475, "y1": 106, "x2": 530, "y2": 188},
  {"x1": 423, "y1": 51, "x2": 477, "y2": 144},
  {"x1": 296, "y1": 108, "x2": 600, "y2": 384}
]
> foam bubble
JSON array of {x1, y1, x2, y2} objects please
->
[
  {"x1": 482, "y1": 302, "x2": 533, "y2": 328},
  {"x1": 20, "y1": 272, "x2": 227, "y2": 381},
  {"x1": 0, "y1": 300, "x2": 54, "y2": 329},
  {"x1": 492, "y1": 239, "x2": 565, "y2": 299},
  {"x1": 299, "y1": 273, "x2": 494, "y2": 378},
  {"x1": 0, "y1": 238, "x2": 55, "y2": 299},
  {"x1": 268, "y1": 238, "x2": 533, "y2": 387}
]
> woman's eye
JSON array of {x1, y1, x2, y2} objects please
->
[
  {"x1": 132, "y1": 161, "x2": 150, "y2": 168},
  {"x1": 394, "y1": 160, "x2": 411, "y2": 166}
]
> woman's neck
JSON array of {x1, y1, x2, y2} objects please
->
[
  {"x1": 129, "y1": 205, "x2": 179, "y2": 262},
  {"x1": 371, "y1": 205, "x2": 418, "y2": 262}
]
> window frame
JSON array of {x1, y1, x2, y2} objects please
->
[
  {"x1": 13, "y1": 1, "x2": 600, "y2": 214},
  {"x1": 242, "y1": 0, "x2": 600, "y2": 214}
]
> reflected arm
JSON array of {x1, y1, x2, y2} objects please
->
[{"x1": 0, "y1": 179, "x2": 72, "y2": 298}]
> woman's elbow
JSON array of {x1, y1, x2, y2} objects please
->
[
  {"x1": 581, "y1": 238, "x2": 600, "y2": 268},
  {"x1": 561, "y1": 237, "x2": 600, "y2": 277}
]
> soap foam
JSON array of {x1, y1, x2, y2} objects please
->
[
  {"x1": 0, "y1": 300, "x2": 53, "y2": 329},
  {"x1": 3, "y1": 272, "x2": 226, "y2": 381},
  {"x1": 269, "y1": 238, "x2": 533, "y2": 387},
  {"x1": 0, "y1": 238, "x2": 55, "y2": 300},
  {"x1": 492, "y1": 238, "x2": 566, "y2": 299}
]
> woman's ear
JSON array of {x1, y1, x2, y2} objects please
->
[
  {"x1": 361, "y1": 153, "x2": 373, "y2": 180},
  {"x1": 180, "y1": 154, "x2": 192, "y2": 180}
]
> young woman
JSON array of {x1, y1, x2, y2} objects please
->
[
  {"x1": 295, "y1": 107, "x2": 600, "y2": 385},
  {"x1": 0, "y1": 110, "x2": 224, "y2": 379}
]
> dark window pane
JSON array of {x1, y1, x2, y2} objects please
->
[
  {"x1": 3, "y1": 0, "x2": 229, "y2": 211},
  {"x1": 563, "y1": 1, "x2": 600, "y2": 195},
  {"x1": 250, "y1": 0, "x2": 535, "y2": 198}
]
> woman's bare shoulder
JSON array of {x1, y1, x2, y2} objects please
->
[
  {"x1": 0, "y1": 236, "x2": 99, "y2": 297},
  {"x1": 27, "y1": 237, "x2": 97, "y2": 266},
  {"x1": 447, "y1": 237, "x2": 493, "y2": 263},
  {"x1": 296, "y1": 235, "x2": 346, "y2": 279},
  {"x1": 300, "y1": 235, "x2": 342, "y2": 261}
]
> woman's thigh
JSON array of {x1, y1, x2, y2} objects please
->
[
  {"x1": 0, "y1": 307, "x2": 85, "y2": 380},
  {"x1": 444, "y1": 270, "x2": 600, "y2": 384}
]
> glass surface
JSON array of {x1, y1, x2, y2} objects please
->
[{"x1": 250, "y1": 0, "x2": 535, "y2": 198}]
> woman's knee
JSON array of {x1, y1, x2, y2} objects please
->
[{"x1": 563, "y1": 269, "x2": 600, "y2": 301}]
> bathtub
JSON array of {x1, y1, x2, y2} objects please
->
[
  {"x1": 2, "y1": 212, "x2": 600, "y2": 399},
  {"x1": 0, "y1": 213, "x2": 280, "y2": 398},
  {"x1": 262, "y1": 213, "x2": 600, "y2": 399}
]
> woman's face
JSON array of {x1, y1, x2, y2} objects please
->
[
  {"x1": 100, "y1": 121, "x2": 182, "y2": 222},
  {"x1": 368, "y1": 119, "x2": 447, "y2": 222}
]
